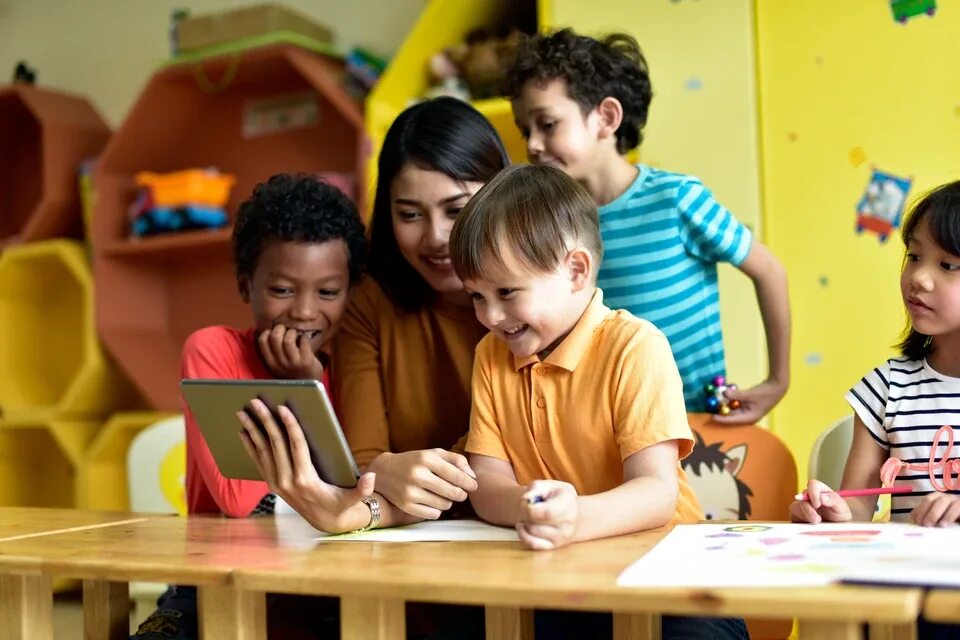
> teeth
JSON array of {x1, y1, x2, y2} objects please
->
[
  {"x1": 425, "y1": 256, "x2": 451, "y2": 266},
  {"x1": 504, "y1": 325, "x2": 525, "y2": 336}
]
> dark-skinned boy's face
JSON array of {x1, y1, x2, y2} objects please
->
[{"x1": 239, "y1": 239, "x2": 351, "y2": 354}]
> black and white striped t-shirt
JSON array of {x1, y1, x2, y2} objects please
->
[{"x1": 846, "y1": 357, "x2": 960, "y2": 522}]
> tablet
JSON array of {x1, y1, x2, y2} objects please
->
[{"x1": 180, "y1": 379, "x2": 359, "y2": 487}]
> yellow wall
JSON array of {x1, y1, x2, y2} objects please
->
[
  {"x1": 757, "y1": 1, "x2": 960, "y2": 480},
  {"x1": 550, "y1": 0, "x2": 767, "y2": 416}
]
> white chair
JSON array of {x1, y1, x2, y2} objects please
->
[
  {"x1": 809, "y1": 414, "x2": 891, "y2": 521},
  {"x1": 808, "y1": 415, "x2": 854, "y2": 490},
  {"x1": 126, "y1": 415, "x2": 186, "y2": 625}
]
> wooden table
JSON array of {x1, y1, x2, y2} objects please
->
[
  {"x1": 0, "y1": 507, "x2": 151, "y2": 639},
  {"x1": 923, "y1": 589, "x2": 960, "y2": 626},
  {"x1": 0, "y1": 511, "x2": 924, "y2": 640}
]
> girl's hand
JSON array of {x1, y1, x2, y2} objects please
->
[
  {"x1": 366, "y1": 449, "x2": 478, "y2": 521},
  {"x1": 789, "y1": 480, "x2": 852, "y2": 524},
  {"x1": 257, "y1": 324, "x2": 325, "y2": 381},
  {"x1": 517, "y1": 480, "x2": 579, "y2": 550},
  {"x1": 711, "y1": 378, "x2": 787, "y2": 425},
  {"x1": 911, "y1": 492, "x2": 960, "y2": 527},
  {"x1": 238, "y1": 399, "x2": 374, "y2": 533}
]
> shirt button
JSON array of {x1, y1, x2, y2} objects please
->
[
  {"x1": 536, "y1": 398, "x2": 546, "y2": 409},
  {"x1": 536, "y1": 366, "x2": 547, "y2": 375}
]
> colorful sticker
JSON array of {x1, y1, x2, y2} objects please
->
[
  {"x1": 890, "y1": 0, "x2": 936, "y2": 23},
  {"x1": 855, "y1": 169, "x2": 912, "y2": 243}
]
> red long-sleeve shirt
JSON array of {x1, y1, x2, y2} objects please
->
[{"x1": 182, "y1": 325, "x2": 332, "y2": 517}]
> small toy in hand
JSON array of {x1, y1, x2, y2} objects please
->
[{"x1": 704, "y1": 375, "x2": 741, "y2": 416}]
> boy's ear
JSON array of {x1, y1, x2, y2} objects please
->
[
  {"x1": 595, "y1": 97, "x2": 624, "y2": 142},
  {"x1": 565, "y1": 248, "x2": 592, "y2": 291},
  {"x1": 238, "y1": 275, "x2": 251, "y2": 303}
]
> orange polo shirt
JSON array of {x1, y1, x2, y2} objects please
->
[{"x1": 466, "y1": 290, "x2": 703, "y2": 524}]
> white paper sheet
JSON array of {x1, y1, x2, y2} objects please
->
[
  {"x1": 315, "y1": 519, "x2": 520, "y2": 542},
  {"x1": 617, "y1": 522, "x2": 960, "y2": 588}
]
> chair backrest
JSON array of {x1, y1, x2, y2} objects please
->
[
  {"x1": 684, "y1": 414, "x2": 798, "y2": 640},
  {"x1": 809, "y1": 415, "x2": 855, "y2": 490},
  {"x1": 127, "y1": 415, "x2": 187, "y2": 515},
  {"x1": 683, "y1": 413, "x2": 798, "y2": 522}
]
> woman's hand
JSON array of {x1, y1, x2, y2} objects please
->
[
  {"x1": 789, "y1": 479, "x2": 852, "y2": 524},
  {"x1": 257, "y1": 325, "x2": 325, "y2": 381},
  {"x1": 911, "y1": 492, "x2": 960, "y2": 527},
  {"x1": 366, "y1": 449, "x2": 478, "y2": 520},
  {"x1": 238, "y1": 399, "x2": 374, "y2": 533},
  {"x1": 516, "y1": 480, "x2": 579, "y2": 550}
]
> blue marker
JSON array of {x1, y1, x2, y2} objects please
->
[{"x1": 526, "y1": 495, "x2": 545, "y2": 505}]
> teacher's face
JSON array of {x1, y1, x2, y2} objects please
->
[{"x1": 390, "y1": 164, "x2": 483, "y2": 298}]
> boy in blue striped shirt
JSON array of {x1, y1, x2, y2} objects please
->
[{"x1": 505, "y1": 29, "x2": 791, "y2": 422}]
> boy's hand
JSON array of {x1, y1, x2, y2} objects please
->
[
  {"x1": 517, "y1": 480, "x2": 579, "y2": 550},
  {"x1": 911, "y1": 492, "x2": 960, "y2": 527},
  {"x1": 789, "y1": 480, "x2": 852, "y2": 524},
  {"x1": 257, "y1": 324, "x2": 325, "y2": 381},
  {"x1": 238, "y1": 399, "x2": 374, "y2": 533},
  {"x1": 711, "y1": 378, "x2": 787, "y2": 425},
  {"x1": 366, "y1": 449, "x2": 478, "y2": 521}
]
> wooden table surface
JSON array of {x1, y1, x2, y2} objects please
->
[
  {"x1": 0, "y1": 510, "x2": 926, "y2": 640},
  {"x1": 0, "y1": 506, "x2": 149, "y2": 542},
  {"x1": 924, "y1": 589, "x2": 960, "y2": 624}
]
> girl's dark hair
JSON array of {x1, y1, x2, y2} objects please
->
[
  {"x1": 233, "y1": 173, "x2": 366, "y2": 284},
  {"x1": 367, "y1": 97, "x2": 510, "y2": 312},
  {"x1": 897, "y1": 180, "x2": 960, "y2": 359},
  {"x1": 504, "y1": 28, "x2": 652, "y2": 154}
]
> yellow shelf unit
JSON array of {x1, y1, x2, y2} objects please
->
[
  {"x1": 363, "y1": 0, "x2": 552, "y2": 206},
  {"x1": 0, "y1": 239, "x2": 139, "y2": 421},
  {"x1": 76, "y1": 411, "x2": 178, "y2": 512},
  {"x1": 0, "y1": 418, "x2": 99, "y2": 508}
]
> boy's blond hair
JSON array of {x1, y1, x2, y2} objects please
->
[{"x1": 450, "y1": 164, "x2": 603, "y2": 282}]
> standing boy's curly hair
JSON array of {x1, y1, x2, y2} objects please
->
[
  {"x1": 232, "y1": 173, "x2": 367, "y2": 284},
  {"x1": 504, "y1": 28, "x2": 652, "y2": 154}
]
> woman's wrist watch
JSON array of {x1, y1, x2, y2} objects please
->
[{"x1": 355, "y1": 495, "x2": 381, "y2": 532}]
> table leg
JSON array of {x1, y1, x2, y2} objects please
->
[
  {"x1": 83, "y1": 579, "x2": 129, "y2": 640},
  {"x1": 485, "y1": 606, "x2": 534, "y2": 640},
  {"x1": 613, "y1": 612, "x2": 661, "y2": 640},
  {"x1": 799, "y1": 620, "x2": 862, "y2": 640},
  {"x1": 0, "y1": 573, "x2": 53, "y2": 640},
  {"x1": 341, "y1": 596, "x2": 405, "y2": 640},
  {"x1": 869, "y1": 623, "x2": 918, "y2": 640},
  {"x1": 198, "y1": 584, "x2": 266, "y2": 640}
]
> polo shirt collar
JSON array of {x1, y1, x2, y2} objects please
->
[{"x1": 512, "y1": 289, "x2": 608, "y2": 372}]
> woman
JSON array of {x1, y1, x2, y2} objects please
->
[{"x1": 242, "y1": 97, "x2": 510, "y2": 533}]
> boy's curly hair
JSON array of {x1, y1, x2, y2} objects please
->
[
  {"x1": 504, "y1": 28, "x2": 652, "y2": 154},
  {"x1": 232, "y1": 173, "x2": 366, "y2": 284}
]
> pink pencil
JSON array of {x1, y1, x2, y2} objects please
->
[{"x1": 794, "y1": 485, "x2": 912, "y2": 502}]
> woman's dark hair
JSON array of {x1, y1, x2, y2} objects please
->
[
  {"x1": 897, "y1": 180, "x2": 960, "y2": 359},
  {"x1": 233, "y1": 173, "x2": 366, "y2": 285},
  {"x1": 504, "y1": 28, "x2": 652, "y2": 154},
  {"x1": 367, "y1": 97, "x2": 509, "y2": 312}
]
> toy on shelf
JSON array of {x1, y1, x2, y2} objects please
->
[
  {"x1": 704, "y1": 375, "x2": 741, "y2": 416},
  {"x1": 129, "y1": 168, "x2": 234, "y2": 237},
  {"x1": 425, "y1": 27, "x2": 521, "y2": 102},
  {"x1": 345, "y1": 48, "x2": 387, "y2": 99}
]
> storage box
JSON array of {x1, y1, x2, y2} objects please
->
[{"x1": 176, "y1": 4, "x2": 333, "y2": 53}]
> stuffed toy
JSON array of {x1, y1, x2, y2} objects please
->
[{"x1": 426, "y1": 28, "x2": 521, "y2": 101}]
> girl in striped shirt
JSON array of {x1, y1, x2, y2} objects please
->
[{"x1": 792, "y1": 180, "x2": 960, "y2": 640}]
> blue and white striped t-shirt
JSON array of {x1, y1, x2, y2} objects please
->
[
  {"x1": 597, "y1": 165, "x2": 753, "y2": 410},
  {"x1": 846, "y1": 357, "x2": 960, "y2": 522}
]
